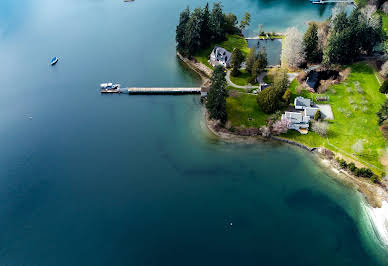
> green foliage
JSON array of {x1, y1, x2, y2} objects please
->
[
  {"x1": 200, "y1": 3, "x2": 212, "y2": 49},
  {"x1": 282, "y1": 89, "x2": 291, "y2": 104},
  {"x1": 185, "y1": 8, "x2": 203, "y2": 57},
  {"x1": 210, "y1": 2, "x2": 225, "y2": 42},
  {"x1": 303, "y1": 23, "x2": 321, "y2": 63},
  {"x1": 245, "y1": 47, "x2": 257, "y2": 74},
  {"x1": 206, "y1": 66, "x2": 228, "y2": 123},
  {"x1": 223, "y1": 13, "x2": 239, "y2": 34},
  {"x1": 256, "y1": 87, "x2": 282, "y2": 114},
  {"x1": 348, "y1": 162, "x2": 356, "y2": 172},
  {"x1": 251, "y1": 47, "x2": 268, "y2": 80},
  {"x1": 230, "y1": 48, "x2": 245, "y2": 76},
  {"x1": 377, "y1": 98, "x2": 388, "y2": 125},
  {"x1": 176, "y1": 7, "x2": 191, "y2": 56},
  {"x1": 379, "y1": 79, "x2": 388, "y2": 93},
  {"x1": 314, "y1": 109, "x2": 321, "y2": 120},
  {"x1": 323, "y1": 9, "x2": 382, "y2": 65},
  {"x1": 273, "y1": 68, "x2": 289, "y2": 95},
  {"x1": 239, "y1": 12, "x2": 251, "y2": 31},
  {"x1": 339, "y1": 159, "x2": 348, "y2": 169}
]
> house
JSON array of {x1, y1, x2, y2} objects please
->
[
  {"x1": 294, "y1": 96, "x2": 312, "y2": 110},
  {"x1": 209, "y1": 46, "x2": 232, "y2": 68},
  {"x1": 282, "y1": 112, "x2": 310, "y2": 134},
  {"x1": 304, "y1": 107, "x2": 320, "y2": 118}
]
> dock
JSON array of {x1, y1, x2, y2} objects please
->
[
  {"x1": 100, "y1": 87, "x2": 202, "y2": 94},
  {"x1": 310, "y1": 0, "x2": 354, "y2": 4}
]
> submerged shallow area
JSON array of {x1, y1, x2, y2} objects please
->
[{"x1": 0, "y1": 0, "x2": 387, "y2": 265}]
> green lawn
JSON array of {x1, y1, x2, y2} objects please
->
[
  {"x1": 194, "y1": 34, "x2": 249, "y2": 69},
  {"x1": 226, "y1": 92, "x2": 268, "y2": 128},
  {"x1": 286, "y1": 63, "x2": 386, "y2": 171},
  {"x1": 230, "y1": 70, "x2": 256, "y2": 86}
]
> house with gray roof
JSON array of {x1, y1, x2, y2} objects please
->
[
  {"x1": 304, "y1": 107, "x2": 319, "y2": 118},
  {"x1": 209, "y1": 46, "x2": 232, "y2": 68},
  {"x1": 294, "y1": 96, "x2": 312, "y2": 110},
  {"x1": 281, "y1": 112, "x2": 310, "y2": 134}
]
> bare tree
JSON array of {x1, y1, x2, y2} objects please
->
[
  {"x1": 271, "y1": 119, "x2": 289, "y2": 135},
  {"x1": 352, "y1": 140, "x2": 364, "y2": 155},
  {"x1": 383, "y1": 2, "x2": 388, "y2": 15},
  {"x1": 311, "y1": 121, "x2": 329, "y2": 136},
  {"x1": 281, "y1": 27, "x2": 305, "y2": 69},
  {"x1": 317, "y1": 21, "x2": 330, "y2": 52},
  {"x1": 361, "y1": 5, "x2": 380, "y2": 30}
]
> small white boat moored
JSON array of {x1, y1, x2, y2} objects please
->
[{"x1": 50, "y1": 57, "x2": 59, "y2": 66}]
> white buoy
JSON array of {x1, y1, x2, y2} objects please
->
[{"x1": 230, "y1": 222, "x2": 233, "y2": 226}]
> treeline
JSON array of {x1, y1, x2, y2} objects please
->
[
  {"x1": 282, "y1": 5, "x2": 384, "y2": 68},
  {"x1": 176, "y1": 3, "x2": 250, "y2": 57},
  {"x1": 336, "y1": 158, "x2": 382, "y2": 183}
]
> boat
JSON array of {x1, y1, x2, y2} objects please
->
[
  {"x1": 50, "y1": 57, "x2": 59, "y2": 65},
  {"x1": 100, "y1": 83, "x2": 121, "y2": 93}
]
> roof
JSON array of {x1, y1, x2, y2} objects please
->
[
  {"x1": 294, "y1": 96, "x2": 311, "y2": 108},
  {"x1": 211, "y1": 46, "x2": 232, "y2": 64},
  {"x1": 304, "y1": 107, "x2": 319, "y2": 117},
  {"x1": 283, "y1": 112, "x2": 310, "y2": 124}
]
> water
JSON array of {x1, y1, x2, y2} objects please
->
[
  {"x1": 247, "y1": 39, "x2": 282, "y2": 66},
  {"x1": 0, "y1": 0, "x2": 387, "y2": 265}
]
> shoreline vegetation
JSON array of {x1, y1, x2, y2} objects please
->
[{"x1": 176, "y1": 1, "x2": 388, "y2": 248}]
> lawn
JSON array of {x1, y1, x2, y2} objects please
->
[
  {"x1": 230, "y1": 70, "x2": 256, "y2": 86},
  {"x1": 194, "y1": 34, "x2": 249, "y2": 69},
  {"x1": 286, "y1": 63, "x2": 386, "y2": 171},
  {"x1": 226, "y1": 92, "x2": 268, "y2": 128}
]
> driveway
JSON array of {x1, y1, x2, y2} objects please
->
[{"x1": 226, "y1": 70, "x2": 260, "y2": 91}]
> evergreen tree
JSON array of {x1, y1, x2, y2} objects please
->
[
  {"x1": 251, "y1": 47, "x2": 267, "y2": 81},
  {"x1": 206, "y1": 66, "x2": 228, "y2": 123},
  {"x1": 200, "y1": 3, "x2": 211, "y2": 48},
  {"x1": 303, "y1": 22, "x2": 321, "y2": 63},
  {"x1": 230, "y1": 48, "x2": 245, "y2": 76},
  {"x1": 185, "y1": 7, "x2": 203, "y2": 57},
  {"x1": 210, "y1": 2, "x2": 225, "y2": 42},
  {"x1": 245, "y1": 47, "x2": 257, "y2": 74},
  {"x1": 223, "y1": 13, "x2": 238, "y2": 34},
  {"x1": 176, "y1": 7, "x2": 190, "y2": 56}
]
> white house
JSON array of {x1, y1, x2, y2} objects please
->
[
  {"x1": 209, "y1": 46, "x2": 232, "y2": 68},
  {"x1": 282, "y1": 112, "x2": 310, "y2": 134}
]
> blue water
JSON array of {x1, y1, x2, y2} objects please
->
[{"x1": 0, "y1": 0, "x2": 387, "y2": 265}]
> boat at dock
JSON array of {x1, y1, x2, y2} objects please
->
[{"x1": 100, "y1": 83, "x2": 121, "y2": 93}]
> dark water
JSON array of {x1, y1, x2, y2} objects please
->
[
  {"x1": 247, "y1": 39, "x2": 282, "y2": 66},
  {"x1": 0, "y1": 0, "x2": 387, "y2": 265}
]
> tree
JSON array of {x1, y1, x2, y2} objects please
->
[
  {"x1": 230, "y1": 48, "x2": 245, "y2": 76},
  {"x1": 314, "y1": 109, "x2": 321, "y2": 120},
  {"x1": 251, "y1": 47, "x2": 267, "y2": 81},
  {"x1": 200, "y1": 3, "x2": 212, "y2": 48},
  {"x1": 361, "y1": 5, "x2": 380, "y2": 30},
  {"x1": 210, "y1": 2, "x2": 225, "y2": 42},
  {"x1": 383, "y1": 2, "x2": 388, "y2": 14},
  {"x1": 176, "y1": 7, "x2": 190, "y2": 56},
  {"x1": 223, "y1": 13, "x2": 239, "y2": 34},
  {"x1": 311, "y1": 121, "x2": 329, "y2": 136},
  {"x1": 184, "y1": 8, "x2": 203, "y2": 57},
  {"x1": 273, "y1": 68, "x2": 289, "y2": 95},
  {"x1": 239, "y1": 12, "x2": 251, "y2": 31},
  {"x1": 282, "y1": 89, "x2": 291, "y2": 104},
  {"x1": 281, "y1": 27, "x2": 305, "y2": 69},
  {"x1": 206, "y1": 66, "x2": 228, "y2": 123},
  {"x1": 377, "y1": 99, "x2": 388, "y2": 125},
  {"x1": 257, "y1": 87, "x2": 282, "y2": 114},
  {"x1": 303, "y1": 23, "x2": 321, "y2": 63},
  {"x1": 245, "y1": 47, "x2": 257, "y2": 74},
  {"x1": 381, "y1": 61, "x2": 388, "y2": 78},
  {"x1": 271, "y1": 119, "x2": 289, "y2": 135},
  {"x1": 352, "y1": 139, "x2": 364, "y2": 155},
  {"x1": 379, "y1": 79, "x2": 388, "y2": 94}
]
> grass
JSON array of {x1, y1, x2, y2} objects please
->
[
  {"x1": 286, "y1": 63, "x2": 386, "y2": 171},
  {"x1": 226, "y1": 92, "x2": 268, "y2": 128},
  {"x1": 229, "y1": 70, "x2": 256, "y2": 86},
  {"x1": 194, "y1": 34, "x2": 249, "y2": 69}
]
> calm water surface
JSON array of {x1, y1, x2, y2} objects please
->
[{"x1": 0, "y1": 0, "x2": 387, "y2": 265}]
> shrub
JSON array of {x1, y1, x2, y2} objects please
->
[
  {"x1": 339, "y1": 159, "x2": 348, "y2": 169},
  {"x1": 311, "y1": 121, "x2": 329, "y2": 136},
  {"x1": 347, "y1": 162, "x2": 356, "y2": 172},
  {"x1": 314, "y1": 109, "x2": 321, "y2": 120},
  {"x1": 379, "y1": 79, "x2": 388, "y2": 94},
  {"x1": 282, "y1": 89, "x2": 292, "y2": 104}
]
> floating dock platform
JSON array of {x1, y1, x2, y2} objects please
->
[{"x1": 100, "y1": 87, "x2": 202, "y2": 94}]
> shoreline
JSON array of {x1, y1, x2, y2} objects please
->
[
  {"x1": 203, "y1": 107, "x2": 388, "y2": 249},
  {"x1": 177, "y1": 52, "x2": 388, "y2": 246}
]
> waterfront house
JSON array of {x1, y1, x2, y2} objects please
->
[
  {"x1": 304, "y1": 107, "x2": 320, "y2": 118},
  {"x1": 282, "y1": 112, "x2": 310, "y2": 134},
  {"x1": 209, "y1": 46, "x2": 232, "y2": 68},
  {"x1": 294, "y1": 96, "x2": 312, "y2": 110}
]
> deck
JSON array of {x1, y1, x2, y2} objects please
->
[{"x1": 100, "y1": 87, "x2": 202, "y2": 94}]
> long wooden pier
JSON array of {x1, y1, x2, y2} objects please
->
[
  {"x1": 310, "y1": 0, "x2": 354, "y2": 4},
  {"x1": 100, "y1": 87, "x2": 202, "y2": 94}
]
